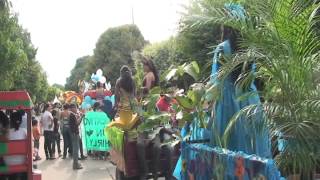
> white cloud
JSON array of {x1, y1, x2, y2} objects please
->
[{"x1": 11, "y1": 0, "x2": 188, "y2": 85}]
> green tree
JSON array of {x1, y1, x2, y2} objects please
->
[
  {"x1": 65, "y1": 56, "x2": 91, "y2": 91},
  {"x1": 0, "y1": 0, "x2": 50, "y2": 103},
  {"x1": 177, "y1": 4, "x2": 224, "y2": 80},
  {"x1": 142, "y1": 37, "x2": 186, "y2": 75},
  {"x1": 90, "y1": 24, "x2": 146, "y2": 85},
  {"x1": 52, "y1": 83, "x2": 65, "y2": 91},
  {"x1": 47, "y1": 86, "x2": 62, "y2": 102},
  {"x1": 0, "y1": 0, "x2": 28, "y2": 90}
]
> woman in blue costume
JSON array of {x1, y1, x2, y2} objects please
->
[{"x1": 211, "y1": 24, "x2": 271, "y2": 157}]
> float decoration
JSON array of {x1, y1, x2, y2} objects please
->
[
  {"x1": 91, "y1": 69, "x2": 107, "y2": 84},
  {"x1": 82, "y1": 111, "x2": 111, "y2": 151},
  {"x1": 61, "y1": 91, "x2": 83, "y2": 105}
]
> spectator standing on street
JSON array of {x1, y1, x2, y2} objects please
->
[
  {"x1": 61, "y1": 104, "x2": 72, "y2": 159},
  {"x1": 69, "y1": 104, "x2": 83, "y2": 170},
  {"x1": 52, "y1": 110, "x2": 62, "y2": 158},
  {"x1": 41, "y1": 104, "x2": 55, "y2": 160}
]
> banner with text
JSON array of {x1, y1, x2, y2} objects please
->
[{"x1": 83, "y1": 111, "x2": 111, "y2": 151}]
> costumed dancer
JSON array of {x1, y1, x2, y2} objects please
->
[{"x1": 108, "y1": 66, "x2": 139, "y2": 130}]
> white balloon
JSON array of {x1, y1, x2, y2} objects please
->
[
  {"x1": 96, "y1": 69, "x2": 103, "y2": 76},
  {"x1": 106, "y1": 82, "x2": 111, "y2": 91},
  {"x1": 99, "y1": 76, "x2": 106, "y2": 84}
]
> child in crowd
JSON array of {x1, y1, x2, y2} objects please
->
[{"x1": 32, "y1": 118, "x2": 41, "y2": 161}]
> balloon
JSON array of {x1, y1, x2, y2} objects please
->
[
  {"x1": 95, "y1": 75, "x2": 100, "y2": 81},
  {"x1": 96, "y1": 69, "x2": 103, "y2": 76},
  {"x1": 81, "y1": 102, "x2": 86, "y2": 109},
  {"x1": 91, "y1": 99, "x2": 96, "y2": 106},
  {"x1": 91, "y1": 73, "x2": 97, "y2": 83},
  {"x1": 106, "y1": 82, "x2": 111, "y2": 91},
  {"x1": 99, "y1": 76, "x2": 106, "y2": 84},
  {"x1": 110, "y1": 95, "x2": 115, "y2": 107},
  {"x1": 84, "y1": 96, "x2": 91, "y2": 103},
  {"x1": 85, "y1": 104, "x2": 91, "y2": 109}
]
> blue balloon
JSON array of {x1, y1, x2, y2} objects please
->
[
  {"x1": 85, "y1": 104, "x2": 91, "y2": 109},
  {"x1": 91, "y1": 99, "x2": 96, "y2": 106},
  {"x1": 81, "y1": 102, "x2": 86, "y2": 109},
  {"x1": 94, "y1": 74, "x2": 100, "y2": 81},
  {"x1": 110, "y1": 95, "x2": 115, "y2": 107},
  {"x1": 84, "y1": 96, "x2": 91, "y2": 102}
]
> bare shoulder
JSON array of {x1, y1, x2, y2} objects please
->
[{"x1": 147, "y1": 72, "x2": 155, "y2": 80}]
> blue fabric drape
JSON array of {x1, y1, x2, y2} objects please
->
[{"x1": 211, "y1": 40, "x2": 271, "y2": 158}]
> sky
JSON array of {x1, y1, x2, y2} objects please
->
[{"x1": 11, "y1": 0, "x2": 188, "y2": 86}]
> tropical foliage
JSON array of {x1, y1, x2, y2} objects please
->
[{"x1": 183, "y1": 0, "x2": 320, "y2": 176}]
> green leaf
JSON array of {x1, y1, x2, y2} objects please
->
[
  {"x1": 183, "y1": 61, "x2": 200, "y2": 80},
  {"x1": 149, "y1": 86, "x2": 161, "y2": 94},
  {"x1": 175, "y1": 95, "x2": 195, "y2": 110},
  {"x1": 166, "y1": 68, "x2": 178, "y2": 81}
]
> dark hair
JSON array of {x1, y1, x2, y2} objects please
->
[
  {"x1": 63, "y1": 104, "x2": 69, "y2": 110},
  {"x1": 221, "y1": 25, "x2": 241, "y2": 52},
  {"x1": 11, "y1": 112, "x2": 22, "y2": 131},
  {"x1": 0, "y1": 111, "x2": 9, "y2": 128},
  {"x1": 142, "y1": 58, "x2": 159, "y2": 86},
  {"x1": 32, "y1": 119, "x2": 38, "y2": 126},
  {"x1": 52, "y1": 110, "x2": 57, "y2": 117},
  {"x1": 93, "y1": 102, "x2": 101, "y2": 111},
  {"x1": 69, "y1": 103, "x2": 77, "y2": 109},
  {"x1": 43, "y1": 103, "x2": 50, "y2": 113},
  {"x1": 17, "y1": 110, "x2": 25, "y2": 116},
  {"x1": 119, "y1": 66, "x2": 135, "y2": 94},
  {"x1": 220, "y1": 25, "x2": 248, "y2": 83}
]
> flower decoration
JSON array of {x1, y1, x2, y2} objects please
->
[{"x1": 235, "y1": 156, "x2": 245, "y2": 179}]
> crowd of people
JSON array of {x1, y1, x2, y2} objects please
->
[
  {"x1": 0, "y1": 57, "x2": 179, "y2": 180},
  {"x1": 36, "y1": 103, "x2": 87, "y2": 170}
]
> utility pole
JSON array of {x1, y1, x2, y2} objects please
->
[{"x1": 131, "y1": 6, "x2": 135, "y2": 25}]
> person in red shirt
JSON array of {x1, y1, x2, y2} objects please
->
[
  {"x1": 156, "y1": 94, "x2": 178, "y2": 128},
  {"x1": 32, "y1": 118, "x2": 41, "y2": 161}
]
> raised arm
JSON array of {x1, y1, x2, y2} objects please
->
[{"x1": 114, "y1": 79, "x2": 121, "y2": 109}]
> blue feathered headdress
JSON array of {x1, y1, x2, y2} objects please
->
[{"x1": 224, "y1": 3, "x2": 246, "y2": 20}]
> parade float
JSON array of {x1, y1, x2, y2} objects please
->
[
  {"x1": 79, "y1": 69, "x2": 114, "y2": 153},
  {"x1": 105, "y1": 86, "x2": 181, "y2": 180},
  {"x1": 172, "y1": 3, "x2": 285, "y2": 180}
]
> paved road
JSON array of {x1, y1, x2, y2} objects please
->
[{"x1": 36, "y1": 136, "x2": 116, "y2": 180}]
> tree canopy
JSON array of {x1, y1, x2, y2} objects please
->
[
  {"x1": 90, "y1": 24, "x2": 146, "y2": 84},
  {"x1": 65, "y1": 24, "x2": 146, "y2": 89},
  {"x1": 0, "y1": 0, "x2": 50, "y2": 102},
  {"x1": 65, "y1": 56, "x2": 91, "y2": 91}
]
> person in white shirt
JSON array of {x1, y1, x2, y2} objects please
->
[
  {"x1": 40, "y1": 104, "x2": 55, "y2": 160},
  {"x1": 17, "y1": 110, "x2": 27, "y2": 130},
  {"x1": 4, "y1": 112, "x2": 27, "y2": 165}
]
